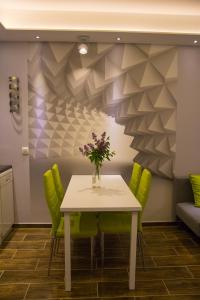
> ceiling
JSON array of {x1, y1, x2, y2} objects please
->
[{"x1": 0, "y1": 0, "x2": 200, "y2": 45}]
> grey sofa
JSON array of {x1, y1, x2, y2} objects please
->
[{"x1": 175, "y1": 178, "x2": 200, "y2": 237}]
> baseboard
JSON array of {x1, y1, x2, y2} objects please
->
[
  {"x1": 13, "y1": 224, "x2": 51, "y2": 228},
  {"x1": 13, "y1": 221, "x2": 180, "y2": 228}
]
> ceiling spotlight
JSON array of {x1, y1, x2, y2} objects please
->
[
  {"x1": 35, "y1": 35, "x2": 40, "y2": 39},
  {"x1": 78, "y1": 43, "x2": 88, "y2": 55},
  {"x1": 78, "y1": 35, "x2": 89, "y2": 55},
  {"x1": 117, "y1": 37, "x2": 121, "y2": 41},
  {"x1": 194, "y1": 40, "x2": 198, "y2": 44}
]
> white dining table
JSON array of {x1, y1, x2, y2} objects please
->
[{"x1": 60, "y1": 175, "x2": 141, "y2": 291}]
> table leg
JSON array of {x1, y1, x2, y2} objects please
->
[
  {"x1": 129, "y1": 211, "x2": 137, "y2": 290},
  {"x1": 64, "y1": 213, "x2": 71, "y2": 291}
]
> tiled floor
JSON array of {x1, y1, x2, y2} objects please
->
[{"x1": 1, "y1": 224, "x2": 200, "y2": 299}]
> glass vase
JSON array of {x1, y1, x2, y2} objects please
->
[{"x1": 92, "y1": 165, "x2": 101, "y2": 188}]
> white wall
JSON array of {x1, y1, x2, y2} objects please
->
[
  {"x1": 175, "y1": 47, "x2": 200, "y2": 177},
  {"x1": 0, "y1": 43, "x2": 31, "y2": 223},
  {"x1": 143, "y1": 176, "x2": 174, "y2": 222}
]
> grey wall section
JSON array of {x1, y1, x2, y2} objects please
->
[
  {"x1": 2, "y1": 43, "x2": 200, "y2": 224},
  {"x1": 175, "y1": 47, "x2": 200, "y2": 177},
  {"x1": 0, "y1": 43, "x2": 31, "y2": 223}
]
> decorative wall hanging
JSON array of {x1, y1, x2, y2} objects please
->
[
  {"x1": 9, "y1": 76, "x2": 20, "y2": 113},
  {"x1": 28, "y1": 43, "x2": 177, "y2": 178}
]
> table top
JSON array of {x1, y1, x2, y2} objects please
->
[{"x1": 61, "y1": 175, "x2": 141, "y2": 212}]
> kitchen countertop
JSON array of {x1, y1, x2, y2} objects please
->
[{"x1": 0, "y1": 165, "x2": 12, "y2": 174}]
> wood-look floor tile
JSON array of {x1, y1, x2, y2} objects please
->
[
  {"x1": 164, "y1": 279, "x2": 200, "y2": 295},
  {"x1": 0, "y1": 284, "x2": 28, "y2": 300},
  {"x1": 4, "y1": 231, "x2": 25, "y2": 242},
  {"x1": 72, "y1": 269, "x2": 127, "y2": 283},
  {"x1": 163, "y1": 231, "x2": 195, "y2": 240},
  {"x1": 0, "y1": 249, "x2": 15, "y2": 259},
  {"x1": 134, "y1": 296, "x2": 200, "y2": 300},
  {"x1": 0, "y1": 270, "x2": 64, "y2": 284},
  {"x1": 142, "y1": 232, "x2": 167, "y2": 241},
  {"x1": 14, "y1": 228, "x2": 51, "y2": 234},
  {"x1": 135, "y1": 266, "x2": 192, "y2": 280},
  {"x1": 37, "y1": 257, "x2": 93, "y2": 270},
  {"x1": 97, "y1": 256, "x2": 155, "y2": 269},
  {"x1": 188, "y1": 266, "x2": 200, "y2": 278},
  {"x1": 25, "y1": 282, "x2": 97, "y2": 299},
  {"x1": 98, "y1": 280, "x2": 168, "y2": 297},
  {"x1": 174, "y1": 246, "x2": 200, "y2": 255},
  {"x1": 154, "y1": 255, "x2": 200, "y2": 267},
  {"x1": 145, "y1": 238, "x2": 197, "y2": 247},
  {"x1": 14, "y1": 249, "x2": 50, "y2": 259},
  {"x1": 0, "y1": 241, "x2": 45, "y2": 250},
  {"x1": 142, "y1": 247, "x2": 176, "y2": 257},
  {"x1": 24, "y1": 234, "x2": 50, "y2": 241},
  {"x1": 0, "y1": 258, "x2": 37, "y2": 271},
  {"x1": 143, "y1": 226, "x2": 181, "y2": 233}
]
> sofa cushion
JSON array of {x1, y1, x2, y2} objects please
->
[
  {"x1": 189, "y1": 174, "x2": 200, "y2": 207},
  {"x1": 176, "y1": 202, "x2": 200, "y2": 237}
]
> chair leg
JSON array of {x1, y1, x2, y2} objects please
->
[
  {"x1": 101, "y1": 232, "x2": 104, "y2": 268},
  {"x1": 90, "y1": 236, "x2": 95, "y2": 270},
  {"x1": 56, "y1": 238, "x2": 60, "y2": 254},
  {"x1": 137, "y1": 231, "x2": 145, "y2": 269},
  {"x1": 48, "y1": 237, "x2": 56, "y2": 275}
]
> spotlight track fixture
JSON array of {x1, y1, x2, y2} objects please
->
[{"x1": 78, "y1": 35, "x2": 89, "y2": 55}]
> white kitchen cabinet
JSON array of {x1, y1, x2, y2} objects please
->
[{"x1": 0, "y1": 168, "x2": 14, "y2": 244}]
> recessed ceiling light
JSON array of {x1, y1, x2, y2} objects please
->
[
  {"x1": 35, "y1": 35, "x2": 40, "y2": 39},
  {"x1": 194, "y1": 40, "x2": 198, "y2": 44},
  {"x1": 78, "y1": 43, "x2": 88, "y2": 55},
  {"x1": 117, "y1": 37, "x2": 121, "y2": 41}
]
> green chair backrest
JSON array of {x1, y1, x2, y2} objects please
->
[
  {"x1": 52, "y1": 163, "x2": 64, "y2": 205},
  {"x1": 136, "y1": 168, "x2": 152, "y2": 232},
  {"x1": 43, "y1": 169, "x2": 61, "y2": 236},
  {"x1": 129, "y1": 162, "x2": 142, "y2": 195}
]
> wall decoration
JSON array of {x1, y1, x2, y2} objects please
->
[
  {"x1": 28, "y1": 43, "x2": 177, "y2": 178},
  {"x1": 9, "y1": 75, "x2": 20, "y2": 113}
]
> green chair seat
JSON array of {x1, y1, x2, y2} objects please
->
[
  {"x1": 99, "y1": 212, "x2": 132, "y2": 234},
  {"x1": 99, "y1": 168, "x2": 152, "y2": 268},
  {"x1": 43, "y1": 169, "x2": 98, "y2": 274},
  {"x1": 56, "y1": 213, "x2": 98, "y2": 238}
]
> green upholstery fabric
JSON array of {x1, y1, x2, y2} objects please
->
[
  {"x1": 52, "y1": 163, "x2": 64, "y2": 205},
  {"x1": 189, "y1": 174, "x2": 200, "y2": 207},
  {"x1": 129, "y1": 162, "x2": 142, "y2": 195},
  {"x1": 99, "y1": 168, "x2": 152, "y2": 234},
  {"x1": 136, "y1": 168, "x2": 152, "y2": 232},
  {"x1": 44, "y1": 170, "x2": 98, "y2": 238},
  {"x1": 56, "y1": 213, "x2": 97, "y2": 238},
  {"x1": 43, "y1": 170, "x2": 61, "y2": 236}
]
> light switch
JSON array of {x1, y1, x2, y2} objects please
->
[{"x1": 22, "y1": 146, "x2": 29, "y2": 155}]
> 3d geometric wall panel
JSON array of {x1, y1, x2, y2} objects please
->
[{"x1": 28, "y1": 43, "x2": 177, "y2": 178}]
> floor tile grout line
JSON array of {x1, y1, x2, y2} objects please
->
[
  {"x1": 34, "y1": 258, "x2": 40, "y2": 271},
  {"x1": 0, "y1": 270, "x2": 4, "y2": 279},
  {"x1": 22, "y1": 234, "x2": 27, "y2": 241},
  {"x1": 11, "y1": 249, "x2": 18, "y2": 259},
  {"x1": 23, "y1": 283, "x2": 30, "y2": 300},
  {"x1": 162, "y1": 279, "x2": 171, "y2": 296},
  {"x1": 185, "y1": 265, "x2": 195, "y2": 278}
]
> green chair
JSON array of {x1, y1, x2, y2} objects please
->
[
  {"x1": 99, "y1": 168, "x2": 152, "y2": 268},
  {"x1": 52, "y1": 163, "x2": 64, "y2": 206},
  {"x1": 43, "y1": 169, "x2": 98, "y2": 274},
  {"x1": 52, "y1": 163, "x2": 79, "y2": 218},
  {"x1": 129, "y1": 162, "x2": 142, "y2": 196}
]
